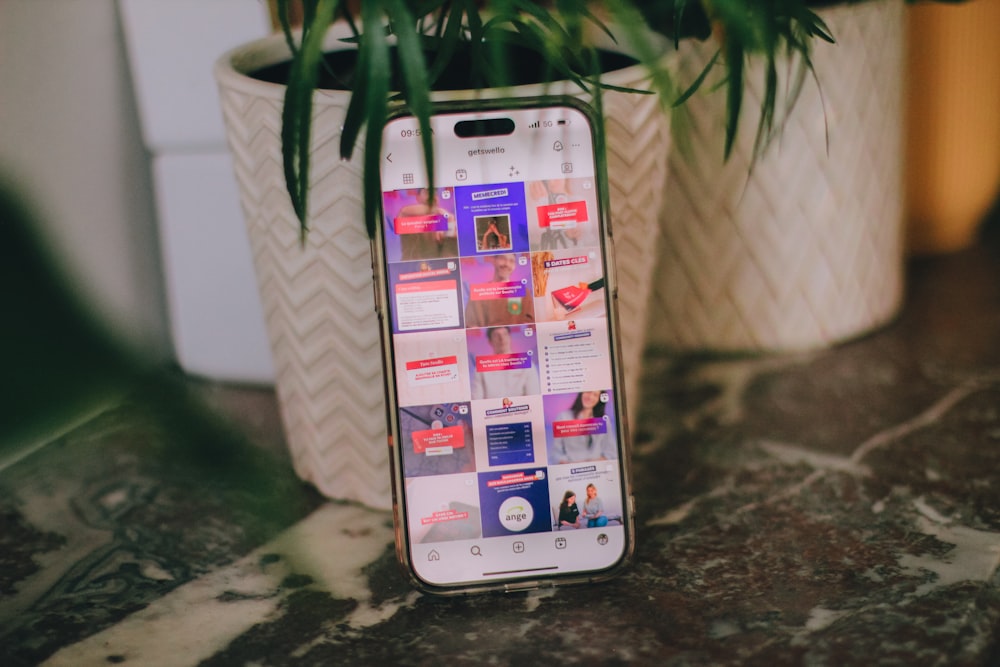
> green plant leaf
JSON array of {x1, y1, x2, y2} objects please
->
[
  {"x1": 673, "y1": 0, "x2": 693, "y2": 48},
  {"x1": 723, "y1": 34, "x2": 744, "y2": 159},
  {"x1": 276, "y1": 0, "x2": 845, "y2": 241},
  {"x1": 567, "y1": 0, "x2": 618, "y2": 45},
  {"x1": 752, "y1": 53, "x2": 778, "y2": 160},
  {"x1": 673, "y1": 48, "x2": 720, "y2": 107},
  {"x1": 801, "y1": 9, "x2": 835, "y2": 44},
  {"x1": 601, "y1": 0, "x2": 677, "y2": 108},
  {"x1": 281, "y1": 0, "x2": 338, "y2": 244},
  {"x1": 359, "y1": 1, "x2": 392, "y2": 240},
  {"x1": 275, "y1": 0, "x2": 299, "y2": 56},
  {"x1": 338, "y1": 48, "x2": 370, "y2": 164},
  {"x1": 424, "y1": 3, "x2": 467, "y2": 85},
  {"x1": 384, "y1": 0, "x2": 435, "y2": 238}
]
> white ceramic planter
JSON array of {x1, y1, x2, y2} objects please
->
[
  {"x1": 647, "y1": 0, "x2": 906, "y2": 353},
  {"x1": 215, "y1": 24, "x2": 672, "y2": 508}
]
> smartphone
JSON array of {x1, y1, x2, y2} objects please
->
[{"x1": 372, "y1": 97, "x2": 635, "y2": 594}]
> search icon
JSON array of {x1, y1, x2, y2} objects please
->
[{"x1": 470, "y1": 545, "x2": 483, "y2": 557}]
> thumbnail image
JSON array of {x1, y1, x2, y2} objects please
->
[
  {"x1": 405, "y1": 474, "x2": 482, "y2": 544},
  {"x1": 478, "y1": 468, "x2": 552, "y2": 538},
  {"x1": 382, "y1": 187, "x2": 459, "y2": 261},
  {"x1": 530, "y1": 248, "x2": 606, "y2": 322},
  {"x1": 543, "y1": 390, "x2": 618, "y2": 465},
  {"x1": 392, "y1": 330, "x2": 471, "y2": 407},
  {"x1": 399, "y1": 401, "x2": 476, "y2": 478},
  {"x1": 535, "y1": 320, "x2": 613, "y2": 395},
  {"x1": 388, "y1": 258, "x2": 463, "y2": 334},
  {"x1": 548, "y1": 462, "x2": 624, "y2": 530},
  {"x1": 474, "y1": 214, "x2": 512, "y2": 252},
  {"x1": 526, "y1": 177, "x2": 601, "y2": 251},
  {"x1": 466, "y1": 325, "x2": 540, "y2": 400},
  {"x1": 470, "y1": 394, "x2": 548, "y2": 471},
  {"x1": 462, "y1": 253, "x2": 535, "y2": 328},
  {"x1": 454, "y1": 183, "x2": 530, "y2": 255}
]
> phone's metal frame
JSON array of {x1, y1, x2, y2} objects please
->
[{"x1": 371, "y1": 95, "x2": 636, "y2": 595}]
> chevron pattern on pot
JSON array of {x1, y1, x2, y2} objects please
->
[
  {"x1": 601, "y1": 86, "x2": 671, "y2": 426},
  {"x1": 220, "y1": 84, "x2": 392, "y2": 509},
  {"x1": 648, "y1": 0, "x2": 905, "y2": 352}
]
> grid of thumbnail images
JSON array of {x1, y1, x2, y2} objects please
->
[{"x1": 382, "y1": 176, "x2": 625, "y2": 544}]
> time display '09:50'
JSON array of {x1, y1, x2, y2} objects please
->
[{"x1": 400, "y1": 128, "x2": 433, "y2": 138}]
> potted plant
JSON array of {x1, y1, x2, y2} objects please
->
[
  {"x1": 645, "y1": 0, "x2": 913, "y2": 353},
  {"x1": 214, "y1": 0, "x2": 838, "y2": 508}
]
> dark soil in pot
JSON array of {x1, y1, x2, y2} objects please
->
[{"x1": 250, "y1": 42, "x2": 639, "y2": 90}]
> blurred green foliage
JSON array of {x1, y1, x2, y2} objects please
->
[{"x1": 0, "y1": 180, "x2": 309, "y2": 523}]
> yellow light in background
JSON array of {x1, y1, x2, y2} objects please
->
[{"x1": 905, "y1": 0, "x2": 1000, "y2": 255}]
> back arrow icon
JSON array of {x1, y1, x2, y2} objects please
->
[{"x1": 386, "y1": 153, "x2": 393, "y2": 163}]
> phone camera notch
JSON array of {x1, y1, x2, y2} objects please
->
[{"x1": 454, "y1": 117, "x2": 515, "y2": 138}]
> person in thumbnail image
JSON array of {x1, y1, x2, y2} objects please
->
[
  {"x1": 582, "y1": 483, "x2": 608, "y2": 528},
  {"x1": 397, "y1": 189, "x2": 458, "y2": 260},
  {"x1": 471, "y1": 326, "x2": 540, "y2": 400},
  {"x1": 550, "y1": 391, "x2": 616, "y2": 464},
  {"x1": 557, "y1": 490, "x2": 582, "y2": 529},
  {"x1": 528, "y1": 179, "x2": 582, "y2": 250},
  {"x1": 464, "y1": 253, "x2": 534, "y2": 328},
  {"x1": 477, "y1": 215, "x2": 511, "y2": 251}
]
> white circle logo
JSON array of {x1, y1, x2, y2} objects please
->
[{"x1": 498, "y1": 496, "x2": 533, "y2": 532}]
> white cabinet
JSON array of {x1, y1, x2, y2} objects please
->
[{"x1": 119, "y1": 0, "x2": 275, "y2": 382}]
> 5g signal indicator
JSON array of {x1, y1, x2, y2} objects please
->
[{"x1": 527, "y1": 119, "x2": 568, "y2": 129}]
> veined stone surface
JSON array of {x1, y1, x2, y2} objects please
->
[{"x1": 2, "y1": 234, "x2": 1000, "y2": 665}]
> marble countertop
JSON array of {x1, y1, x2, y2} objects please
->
[{"x1": 3, "y1": 226, "x2": 1000, "y2": 666}]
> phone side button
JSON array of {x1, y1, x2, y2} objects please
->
[
  {"x1": 605, "y1": 237, "x2": 620, "y2": 301},
  {"x1": 371, "y1": 275, "x2": 381, "y2": 315}
]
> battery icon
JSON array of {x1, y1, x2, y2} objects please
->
[{"x1": 557, "y1": 119, "x2": 568, "y2": 125}]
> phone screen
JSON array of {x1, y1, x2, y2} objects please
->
[{"x1": 374, "y1": 100, "x2": 633, "y2": 593}]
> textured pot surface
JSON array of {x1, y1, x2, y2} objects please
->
[
  {"x1": 216, "y1": 24, "x2": 672, "y2": 508},
  {"x1": 648, "y1": 0, "x2": 905, "y2": 353}
]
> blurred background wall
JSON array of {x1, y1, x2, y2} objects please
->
[{"x1": 0, "y1": 0, "x2": 169, "y2": 356}]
